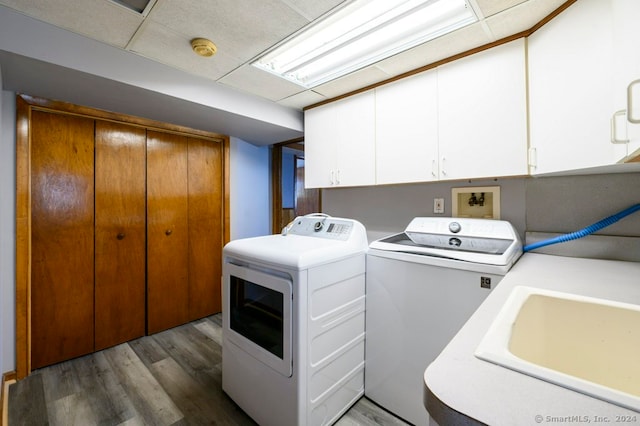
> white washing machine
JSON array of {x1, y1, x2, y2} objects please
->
[
  {"x1": 365, "y1": 217, "x2": 522, "y2": 426},
  {"x1": 222, "y1": 214, "x2": 368, "y2": 426}
]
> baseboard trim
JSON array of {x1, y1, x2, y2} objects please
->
[{"x1": 1, "y1": 371, "x2": 17, "y2": 426}]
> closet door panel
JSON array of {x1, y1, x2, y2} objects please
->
[
  {"x1": 31, "y1": 111, "x2": 95, "y2": 369},
  {"x1": 94, "y1": 121, "x2": 146, "y2": 350},
  {"x1": 187, "y1": 137, "x2": 224, "y2": 319},
  {"x1": 147, "y1": 130, "x2": 189, "y2": 334}
]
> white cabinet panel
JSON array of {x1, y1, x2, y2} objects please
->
[
  {"x1": 529, "y1": 0, "x2": 616, "y2": 174},
  {"x1": 306, "y1": 40, "x2": 527, "y2": 187},
  {"x1": 375, "y1": 70, "x2": 439, "y2": 184},
  {"x1": 437, "y1": 39, "x2": 528, "y2": 180},
  {"x1": 334, "y1": 92, "x2": 376, "y2": 187},
  {"x1": 304, "y1": 91, "x2": 375, "y2": 188},
  {"x1": 612, "y1": 0, "x2": 640, "y2": 159},
  {"x1": 305, "y1": 102, "x2": 336, "y2": 188}
]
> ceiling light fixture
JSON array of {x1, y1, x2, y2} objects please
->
[
  {"x1": 252, "y1": 0, "x2": 477, "y2": 88},
  {"x1": 110, "y1": 0, "x2": 152, "y2": 14},
  {"x1": 191, "y1": 38, "x2": 217, "y2": 57}
]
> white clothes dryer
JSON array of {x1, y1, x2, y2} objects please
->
[
  {"x1": 222, "y1": 214, "x2": 368, "y2": 426},
  {"x1": 365, "y1": 217, "x2": 522, "y2": 426}
]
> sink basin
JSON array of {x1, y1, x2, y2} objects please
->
[{"x1": 475, "y1": 286, "x2": 640, "y2": 411}]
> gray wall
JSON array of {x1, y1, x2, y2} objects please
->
[
  {"x1": 322, "y1": 173, "x2": 640, "y2": 242},
  {"x1": 525, "y1": 173, "x2": 640, "y2": 236},
  {"x1": 322, "y1": 177, "x2": 526, "y2": 242}
]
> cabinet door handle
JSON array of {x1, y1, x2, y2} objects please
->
[
  {"x1": 441, "y1": 157, "x2": 447, "y2": 176},
  {"x1": 116, "y1": 233, "x2": 125, "y2": 240},
  {"x1": 528, "y1": 147, "x2": 537, "y2": 169},
  {"x1": 611, "y1": 110, "x2": 630, "y2": 144},
  {"x1": 165, "y1": 229, "x2": 173, "y2": 236},
  {"x1": 330, "y1": 170, "x2": 335, "y2": 185},
  {"x1": 431, "y1": 160, "x2": 437, "y2": 177},
  {"x1": 628, "y1": 79, "x2": 640, "y2": 124},
  {"x1": 336, "y1": 169, "x2": 341, "y2": 185}
]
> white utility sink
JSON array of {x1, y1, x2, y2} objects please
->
[{"x1": 475, "y1": 286, "x2": 640, "y2": 412}]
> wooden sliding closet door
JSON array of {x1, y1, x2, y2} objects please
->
[
  {"x1": 94, "y1": 121, "x2": 147, "y2": 350},
  {"x1": 146, "y1": 130, "x2": 190, "y2": 334},
  {"x1": 31, "y1": 111, "x2": 95, "y2": 369},
  {"x1": 188, "y1": 136, "x2": 224, "y2": 318}
]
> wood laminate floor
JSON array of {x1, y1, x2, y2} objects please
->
[{"x1": 8, "y1": 314, "x2": 409, "y2": 426}]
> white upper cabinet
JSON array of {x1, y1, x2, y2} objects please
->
[
  {"x1": 304, "y1": 1, "x2": 640, "y2": 189},
  {"x1": 375, "y1": 70, "x2": 439, "y2": 184},
  {"x1": 304, "y1": 101, "x2": 336, "y2": 188},
  {"x1": 611, "y1": 0, "x2": 640, "y2": 159},
  {"x1": 305, "y1": 40, "x2": 528, "y2": 188},
  {"x1": 437, "y1": 39, "x2": 528, "y2": 180},
  {"x1": 528, "y1": 0, "x2": 640, "y2": 174},
  {"x1": 305, "y1": 90, "x2": 376, "y2": 188},
  {"x1": 375, "y1": 39, "x2": 527, "y2": 185}
]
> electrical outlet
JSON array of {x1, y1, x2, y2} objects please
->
[{"x1": 434, "y1": 198, "x2": 445, "y2": 214}]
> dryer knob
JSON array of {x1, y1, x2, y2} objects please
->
[{"x1": 314, "y1": 221, "x2": 324, "y2": 232}]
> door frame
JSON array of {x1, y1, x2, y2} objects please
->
[
  {"x1": 271, "y1": 138, "x2": 322, "y2": 234},
  {"x1": 15, "y1": 94, "x2": 230, "y2": 379}
]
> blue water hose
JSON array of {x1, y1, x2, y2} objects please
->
[{"x1": 523, "y1": 203, "x2": 640, "y2": 252}]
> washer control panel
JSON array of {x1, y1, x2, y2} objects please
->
[
  {"x1": 285, "y1": 216, "x2": 354, "y2": 240},
  {"x1": 404, "y1": 217, "x2": 520, "y2": 255}
]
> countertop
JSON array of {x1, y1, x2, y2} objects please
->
[{"x1": 424, "y1": 253, "x2": 640, "y2": 426}]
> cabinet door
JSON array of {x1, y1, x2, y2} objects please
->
[
  {"x1": 334, "y1": 91, "x2": 376, "y2": 187},
  {"x1": 95, "y1": 121, "x2": 146, "y2": 350},
  {"x1": 612, "y1": 0, "x2": 640, "y2": 159},
  {"x1": 31, "y1": 111, "x2": 95, "y2": 369},
  {"x1": 529, "y1": 0, "x2": 615, "y2": 174},
  {"x1": 376, "y1": 70, "x2": 439, "y2": 184},
  {"x1": 304, "y1": 90, "x2": 376, "y2": 188},
  {"x1": 147, "y1": 130, "x2": 190, "y2": 334},
  {"x1": 438, "y1": 39, "x2": 528, "y2": 180},
  {"x1": 305, "y1": 104, "x2": 337, "y2": 188},
  {"x1": 187, "y1": 136, "x2": 224, "y2": 319}
]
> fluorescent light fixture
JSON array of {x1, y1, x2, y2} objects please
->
[{"x1": 252, "y1": 0, "x2": 477, "y2": 88}]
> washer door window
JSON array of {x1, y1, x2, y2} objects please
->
[{"x1": 224, "y1": 263, "x2": 292, "y2": 377}]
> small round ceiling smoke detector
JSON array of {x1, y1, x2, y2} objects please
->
[{"x1": 191, "y1": 38, "x2": 217, "y2": 57}]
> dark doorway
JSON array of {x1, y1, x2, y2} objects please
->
[{"x1": 271, "y1": 140, "x2": 321, "y2": 234}]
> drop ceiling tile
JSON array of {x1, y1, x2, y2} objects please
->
[
  {"x1": 475, "y1": 0, "x2": 527, "y2": 18},
  {"x1": 312, "y1": 66, "x2": 391, "y2": 99},
  {"x1": 147, "y1": 0, "x2": 310, "y2": 63},
  {"x1": 277, "y1": 89, "x2": 327, "y2": 110},
  {"x1": 0, "y1": 0, "x2": 578, "y2": 116},
  {"x1": 485, "y1": 0, "x2": 567, "y2": 39},
  {"x1": 280, "y1": 0, "x2": 346, "y2": 21},
  {"x1": 219, "y1": 65, "x2": 307, "y2": 102},
  {"x1": 129, "y1": 20, "x2": 242, "y2": 80},
  {"x1": 0, "y1": 0, "x2": 143, "y2": 48},
  {"x1": 375, "y1": 22, "x2": 491, "y2": 76}
]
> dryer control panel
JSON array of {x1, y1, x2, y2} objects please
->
[{"x1": 284, "y1": 215, "x2": 354, "y2": 240}]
